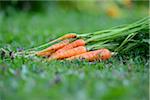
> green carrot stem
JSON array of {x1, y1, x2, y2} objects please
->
[
  {"x1": 114, "y1": 32, "x2": 138, "y2": 52},
  {"x1": 85, "y1": 23, "x2": 148, "y2": 43}
]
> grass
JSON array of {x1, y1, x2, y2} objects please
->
[{"x1": 0, "y1": 6, "x2": 149, "y2": 100}]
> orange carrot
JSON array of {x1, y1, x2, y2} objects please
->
[
  {"x1": 36, "y1": 51, "x2": 52, "y2": 57},
  {"x1": 49, "y1": 46, "x2": 87, "y2": 60},
  {"x1": 58, "y1": 33, "x2": 77, "y2": 40},
  {"x1": 67, "y1": 48, "x2": 111, "y2": 61},
  {"x1": 29, "y1": 33, "x2": 77, "y2": 51},
  {"x1": 48, "y1": 33, "x2": 77, "y2": 44},
  {"x1": 36, "y1": 39, "x2": 70, "y2": 56},
  {"x1": 54, "y1": 39, "x2": 86, "y2": 54}
]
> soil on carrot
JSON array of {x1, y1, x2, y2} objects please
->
[{"x1": 0, "y1": 7, "x2": 149, "y2": 100}]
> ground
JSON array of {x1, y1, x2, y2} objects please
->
[{"x1": 0, "y1": 7, "x2": 149, "y2": 100}]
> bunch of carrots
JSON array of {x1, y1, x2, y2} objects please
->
[{"x1": 14, "y1": 17, "x2": 149, "y2": 62}]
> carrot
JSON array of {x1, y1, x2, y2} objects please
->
[
  {"x1": 48, "y1": 33, "x2": 77, "y2": 44},
  {"x1": 54, "y1": 39, "x2": 86, "y2": 54},
  {"x1": 49, "y1": 46, "x2": 87, "y2": 60},
  {"x1": 27, "y1": 33, "x2": 77, "y2": 52},
  {"x1": 67, "y1": 48, "x2": 111, "y2": 61},
  {"x1": 58, "y1": 33, "x2": 77, "y2": 40},
  {"x1": 36, "y1": 39, "x2": 70, "y2": 56},
  {"x1": 36, "y1": 51, "x2": 51, "y2": 57}
]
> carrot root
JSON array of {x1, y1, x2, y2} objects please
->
[
  {"x1": 54, "y1": 39, "x2": 86, "y2": 54},
  {"x1": 49, "y1": 46, "x2": 87, "y2": 60},
  {"x1": 67, "y1": 48, "x2": 111, "y2": 61},
  {"x1": 36, "y1": 39, "x2": 70, "y2": 57}
]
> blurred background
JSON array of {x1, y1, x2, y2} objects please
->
[
  {"x1": 0, "y1": 0, "x2": 149, "y2": 49},
  {"x1": 0, "y1": 0, "x2": 149, "y2": 17}
]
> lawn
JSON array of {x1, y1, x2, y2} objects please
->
[{"x1": 0, "y1": 6, "x2": 149, "y2": 100}]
